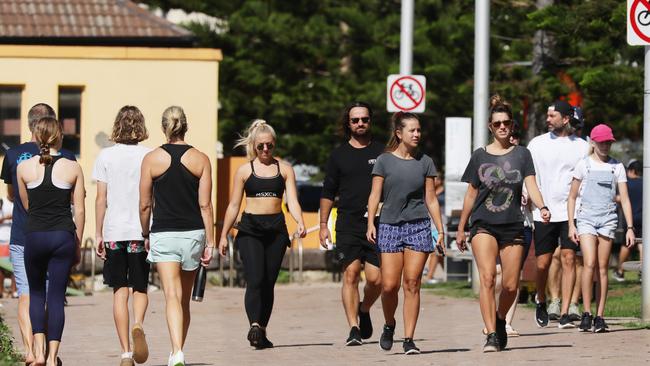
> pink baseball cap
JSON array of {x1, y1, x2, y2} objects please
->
[{"x1": 590, "y1": 124, "x2": 616, "y2": 142}]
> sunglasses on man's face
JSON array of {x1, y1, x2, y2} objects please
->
[
  {"x1": 350, "y1": 117, "x2": 370, "y2": 124},
  {"x1": 491, "y1": 119, "x2": 513, "y2": 128},
  {"x1": 256, "y1": 142, "x2": 275, "y2": 151}
]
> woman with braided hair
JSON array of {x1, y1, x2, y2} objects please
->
[
  {"x1": 218, "y1": 119, "x2": 305, "y2": 349},
  {"x1": 17, "y1": 117, "x2": 86, "y2": 366},
  {"x1": 456, "y1": 95, "x2": 549, "y2": 352}
]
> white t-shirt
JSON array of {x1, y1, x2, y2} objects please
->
[
  {"x1": 92, "y1": 144, "x2": 152, "y2": 242},
  {"x1": 527, "y1": 132, "x2": 590, "y2": 222},
  {"x1": 573, "y1": 156, "x2": 626, "y2": 198},
  {"x1": 0, "y1": 199, "x2": 13, "y2": 243}
]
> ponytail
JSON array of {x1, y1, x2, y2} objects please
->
[
  {"x1": 33, "y1": 117, "x2": 62, "y2": 166},
  {"x1": 386, "y1": 112, "x2": 418, "y2": 152},
  {"x1": 234, "y1": 119, "x2": 277, "y2": 160},
  {"x1": 161, "y1": 106, "x2": 188, "y2": 141}
]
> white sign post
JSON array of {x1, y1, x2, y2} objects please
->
[
  {"x1": 386, "y1": 74, "x2": 426, "y2": 113},
  {"x1": 627, "y1": 0, "x2": 650, "y2": 321}
]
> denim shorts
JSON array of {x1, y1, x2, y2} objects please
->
[
  {"x1": 377, "y1": 218, "x2": 434, "y2": 253},
  {"x1": 9, "y1": 244, "x2": 28, "y2": 296},
  {"x1": 576, "y1": 207, "x2": 618, "y2": 239},
  {"x1": 147, "y1": 229, "x2": 205, "y2": 271}
]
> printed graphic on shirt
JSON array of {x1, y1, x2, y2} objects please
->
[
  {"x1": 17, "y1": 152, "x2": 32, "y2": 164},
  {"x1": 478, "y1": 161, "x2": 522, "y2": 213}
]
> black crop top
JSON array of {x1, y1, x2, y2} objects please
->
[{"x1": 244, "y1": 160, "x2": 285, "y2": 198}]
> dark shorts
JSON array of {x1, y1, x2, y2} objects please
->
[
  {"x1": 470, "y1": 221, "x2": 525, "y2": 247},
  {"x1": 334, "y1": 232, "x2": 380, "y2": 268},
  {"x1": 103, "y1": 240, "x2": 150, "y2": 293},
  {"x1": 533, "y1": 221, "x2": 579, "y2": 256}
]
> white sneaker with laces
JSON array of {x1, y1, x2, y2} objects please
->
[{"x1": 168, "y1": 351, "x2": 184, "y2": 366}]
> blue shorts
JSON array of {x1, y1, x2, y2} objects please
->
[
  {"x1": 377, "y1": 218, "x2": 434, "y2": 253},
  {"x1": 10, "y1": 244, "x2": 28, "y2": 296},
  {"x1": 147, "y1": 229, "x2": 205, "y2": 271},
  {"x1": 577, "y1": 207, "x2": 618, "y2": 239}
]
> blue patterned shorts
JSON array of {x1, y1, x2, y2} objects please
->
[{"x1": 377, "y1": 218, "x2": 434, "y2": 253}]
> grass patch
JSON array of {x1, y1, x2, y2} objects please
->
[
  {"x1": 622, "y1": 321, "x2": 650, "y2": 329},
  {"x1": 605, "y1": 276, "x2": 641, "y2": 318},
  {"x1": 0, "y1": 314, "x2": 21, "y2": 365},
  {"x1": 423, "y1": 281, "x2": 476, "y2": 299},
  {"x1": 276, "y1": 270, "x2": 291, "y2": 284}
]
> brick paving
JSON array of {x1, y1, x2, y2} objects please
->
[{"x1": 1, "y1": 283, "x2": 648, "y2": 365}]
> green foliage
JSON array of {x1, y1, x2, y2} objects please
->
[
  {"x1": 142, "y1": 0, "x2": 645, "y2": 167},
  {"x1": 0, "y1": 315, "x2": 21, "y2": 365}
]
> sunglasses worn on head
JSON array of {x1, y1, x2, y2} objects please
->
[
  {"x1": 350, "y1": 117, "x2": 370, "y2": 124},
  {"x1": 256, "y1": 142, "x2": 274, "y2": 151},
  {"x1": 491, "y1": 119, "x2": 513, "y2": 128}
]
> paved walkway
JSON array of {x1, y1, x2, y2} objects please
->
[{"x1": 1, "y1": 283, "x2": 648, "y2": 365}]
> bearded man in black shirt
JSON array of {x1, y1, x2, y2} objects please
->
[{"x1": 320, "y1": 102, "x2": 383, "y2": 346}]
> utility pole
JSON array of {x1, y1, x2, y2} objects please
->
[
  {"x1": 473, "y1": 0, "x2": 489, "y2": 149},
  {"x1": 400, "y1": 0, "x2": 414, "y2": 75}
]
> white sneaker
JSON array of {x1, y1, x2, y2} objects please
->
[
  {"x1": 168, "y1": 351, "x2": 184, "y2": 366},
  {"x1": 547, "y1": 298, "x2": 561, "y2": 321}
]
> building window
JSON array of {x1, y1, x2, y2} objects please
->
[
  {"x1": 0, "y1": 86, "x2": 22, "y2": 153},
  {"x1": 59, "y1": 87, "x2": 83, "y2": 155}
]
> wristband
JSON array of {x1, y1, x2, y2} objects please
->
[
  {"x1": 141, "y1": 232, "x2": 149, "y2": 239},
  {"x1": 540, "y1": 206, "x2": 549, "y2": 212},
  {"x1": 627, "y1": 227, "x2": 634, "y2": 231}
]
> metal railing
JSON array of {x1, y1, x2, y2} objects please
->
[
  {"x1": 288, "y1": 225, "x2": 319, "y2": 284},
  {"x1": 77, "y1": 237, "x2": 96, "y2": 295}
]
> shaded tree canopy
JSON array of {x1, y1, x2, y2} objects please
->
[{"x1": 142, "y1": 0, "x2": 644, "y2": 168}]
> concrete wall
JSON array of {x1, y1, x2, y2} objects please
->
[{"x1": 0, "y1": 45, "x2": 221, "y2": 244}]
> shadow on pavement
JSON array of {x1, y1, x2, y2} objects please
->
[
  {"x1": 518, "y1": 331, "x2": 563, "y2": 337},
  {"x1": 419, "y1": 348, "x2": 471, "y2": 354},
  {"x1": 507, "y1": 344, "x2": 572, "y2": 350},
  {"x1": 274, "y1": 342, "x2": 335, "y2": 348},
  {"x1": 607, "y1": 327, "x2": 650, "y2": 333}
]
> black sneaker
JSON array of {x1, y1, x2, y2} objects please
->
[
  {"x1": 483, "y1": 332, "x2": 500, "y2": 353},
  {"x1": 345, "y1": 326, "x2": 363, "y2": 346},
  {"x1": 247, "y1": 325, "x2": 263, "y2": 347},
  {"x1": 403, "y1": 338, "x2": 420, "y2": 355},
  {"x1": 593, "y1": 316, "x2": 609, "y2": 333},
  {"x1": 558, "y1": 314, "x2": 575, "y2": 329},
  {"x1": 258, "y1": 328, "x2": 274, "y2": 349},
  {"x1": 579, "y1": 312, "x2": 593, "y2": 332},
  {"x1": 535, "y1": 301, "x2": 549, "y2": 328},
  {"x1": 379, "y1": 324, "x2": 395, "y2": 351},
  {"x1": 495, "y1": 314, "x2": 508, "y2": 350},
  {"x1": 358, "y1": 302, "x2": 373, "y2": 339}
]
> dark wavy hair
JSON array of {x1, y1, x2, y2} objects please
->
[{"x1": 338, "y1": 101, "x2": 373, "y2": 137}]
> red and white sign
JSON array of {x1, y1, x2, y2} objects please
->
[
  {"x1": 387, "y1": 74, "x2": 426, "y2": 113},
  {"x1": 628, "y1": 0, "x2": 650, "y2": 46}
]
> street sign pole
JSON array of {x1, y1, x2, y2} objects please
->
[
  {"x1": 473, "y1": 0, "x2": 489, "y2": 150},
  {"x1": 641, "y1": 46, "x2": 650, "y2": 321},
  {"x1": 400, "y1": 0, "x2": 414, "y2": 75}
]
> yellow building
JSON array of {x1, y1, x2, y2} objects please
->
[{"x1": 0, "y1": 0, "x2": 221, "y2": 245}]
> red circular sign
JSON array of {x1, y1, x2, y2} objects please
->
[
  {"x1": 631, "y1": 0, "x2": 650, "y2": 43},
  {"x1": 389, "y1": 76, "x2": 425, "y2": 111}
]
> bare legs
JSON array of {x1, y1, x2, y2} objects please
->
[
  {"x1": 17, "y1": 294, "x2": 35, "y2": 363},
  {"x1": 580, "y1": 235, "x2": 613, "y2": 316},
  {"x1": 341, "y1": 260, "x2": 381, "y2": 327},
  {"x1": 559, "y1": 249, "x2": 576, "y2": 315},
  {"x1": 113, "y1": 288, "x2": 149, "y2": 354},
  {"x1": 157, "y1": 262, "x2": 196, "y2": 355}
]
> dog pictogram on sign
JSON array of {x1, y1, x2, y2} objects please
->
[
  {"x1": 628, "y1": 0, "x2": 650, "y2": 45},
  {"x1": 387, "y1": 75, "x2": 426, "y2": 113}
]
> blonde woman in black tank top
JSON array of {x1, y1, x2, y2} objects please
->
[
  {"x1": 218, "y1": 119, "x2": 305, "y2": 349},
  {"x1": 139, "y1": 106, "x2": 215, "y2": 366}
]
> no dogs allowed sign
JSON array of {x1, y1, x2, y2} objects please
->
[
  {"x1": 387, "y1": 74, "x2": 426, "y2": 113},
  {"x1": 628, "y1": 0, "x2": 650, "y2": 45}
]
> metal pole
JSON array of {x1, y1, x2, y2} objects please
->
[
  {"x1": 400, "y1": 0, "x2": 414, "y2": 75},
  {"x1": 642, "y1": 46, "x2": 650, "y2": 321},
  {"x1": 473, "y1": 0, "x2": 490, "y2": 149}
]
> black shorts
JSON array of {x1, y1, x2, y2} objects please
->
[
  {"x1": 103, "y1": 241, "x2": 150, "y2": 293},
  {"x1": 334, "y1": 232, "x2": 380, "y2": 268},
  {"x1": 470, "y1": 222, "x2": 525, "y2": 247},
  {"x1": 534, "y1": 221, "x2": 579, "y2": 256}
]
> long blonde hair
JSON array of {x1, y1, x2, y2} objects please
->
[
  {"x1": 34, "y1": 117, "x2": 63, "y2": 165},
  {"x1": 234, "y1": 119, "x2": 277, "y2": 160},
  {"x1": 161, "y1": 106, "x2": 188, "y2": 141}
]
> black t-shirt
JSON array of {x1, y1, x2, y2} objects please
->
[
  {"x1": 461, "y1": 146, "x2": 535, "y2": 226},
  {"x1": 626, "y1": 177, "x2": 643, "y2": 230},
  {"x1": 321, "y1": 141, "x2": 384, "y2": 234}
]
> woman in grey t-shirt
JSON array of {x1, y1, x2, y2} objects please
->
[
  {"x1": 456, "y1": 95, "x2": 550, "y2": 353},
  {"x1": 366, "y1": 112, "x2": 444, "y2": 355}
]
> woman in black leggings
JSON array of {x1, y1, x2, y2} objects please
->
[
  {"x1": 218, "y1": 119, "x2": 305, "y2": 349},
  {"x1": 17, "y1": 117, "x2": 85, "y2": 366}
]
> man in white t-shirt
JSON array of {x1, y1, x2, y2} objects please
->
[{"x1": 527, "y1": 100, "x2": 589, "y2": 328}]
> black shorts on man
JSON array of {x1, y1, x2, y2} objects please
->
[
  {"x1": 533, "y1": 221, "x2": 579, "y2": 256},
  {"x1": 334, "y1": 232, "x2": 380, "y2": 268},
  {"x1": 103, "y1": 241, "x2": 150, "y2": 293}
]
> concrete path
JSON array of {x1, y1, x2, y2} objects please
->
[{"x1": 1, "y1": 283, "x2": 648, "y2": 365}]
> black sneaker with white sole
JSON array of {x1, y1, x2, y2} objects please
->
[
  {"x1": 248, "y1": 325, "x2": 263, "y2": 348},
  {"x1": 535, "y1": 301, "x2": 549, "y2": 328},
  {"x1": 403, "y1": 338, "x2": 420, "y2": 355},
  {"x1": 579, "y1": 312, "x2": 593, "y2": 332},
  {"x1": 483, "y1": 332, "x2": 500, "y2": 353},
  {"x1": 495, "y1": 314, "x2": 508, "y2": 350},
  {"x1": 358, "y1": 302, "x2": 373, "y2": 339},
  {"x1": 593, "y1": 316, "x2": 609, "y2": 333},
  {"x1": 379, "y1": 324, "x2": 395, "y2": 351},
  {"x1": 346, "y1": 326, "x2": 363, "y2": 346},
  {"x1": 558, "y1": 314, "x2": 575, "y2": 329}
]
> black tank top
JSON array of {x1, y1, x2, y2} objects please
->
[
  {"x1": 151, "y1": 144, "x2": 204, "y2": 233},
  {"x1": 244, "y1": 160, "x2": 285, "y2": 198},
  {"x1": 26, "y1": 155, "x2": 75, "y2": 233}
]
